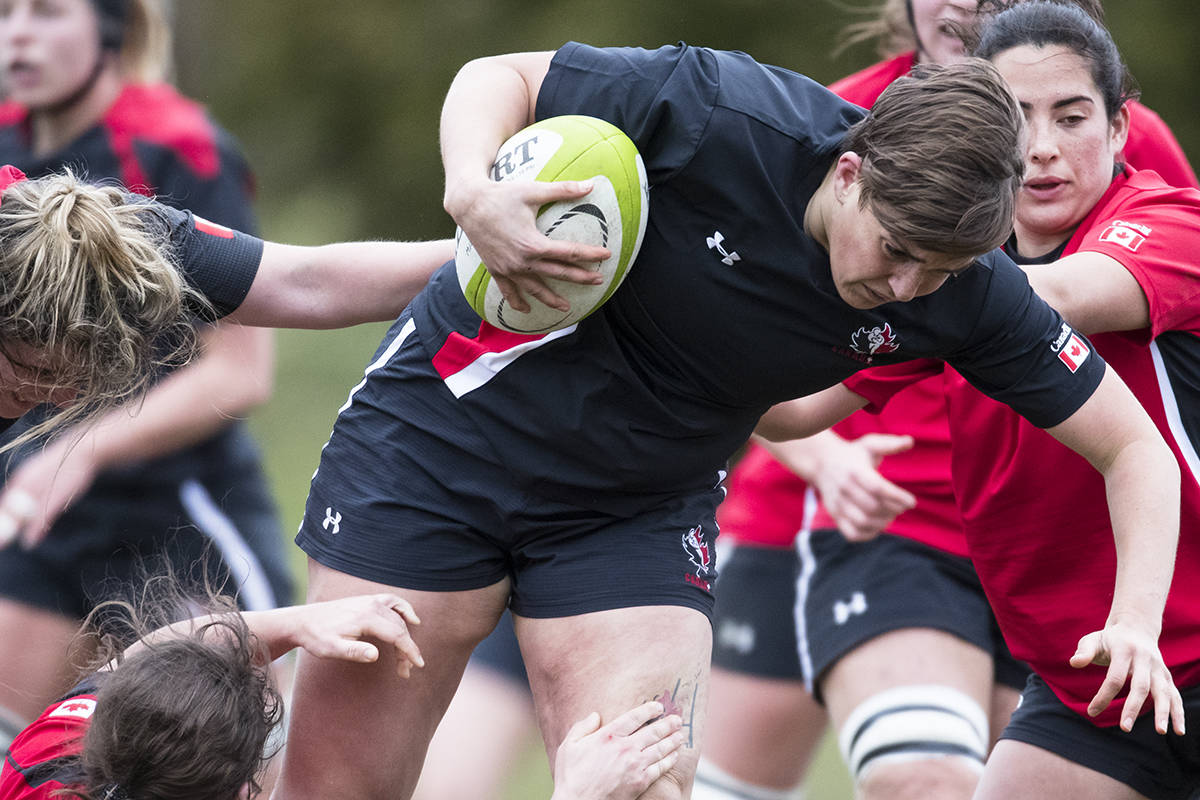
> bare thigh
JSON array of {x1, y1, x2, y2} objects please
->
[
  {"x1": 702, "y1": 666, "x2": 827, "y2": 789},
  {"x1": 0, "y1": 599, "x2": 82, "y2": 720},
  {"x1": 822, "y1": 627, "x2": 995, "y2": 800},
  {"x1": 516, "y1": 605, "x2": 712, "y2": 800},
  {"x1": 270, "y1": 558, "x2": 510, "y2": 800},
  {"x1": 975, "y1": 739, "x2": 1149, "y2": 800}
]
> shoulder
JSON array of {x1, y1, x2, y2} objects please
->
[
  {"x1": 0, "y1": 681, "x2": 99, "y2": 797},
  {"x1": 103, "y1": 83, "x2": 236, "y2": 180},
  {"x1": 827, "y1": 52, "x2": 915, "y2": 108}
]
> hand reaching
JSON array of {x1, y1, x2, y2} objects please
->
[{"x1": 551, "y1": 701, "x2": 685, "y2": 800}]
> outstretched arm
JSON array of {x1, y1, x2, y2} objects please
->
[
  {"x1": 1047, "y1": 366, "x2": 1184, "y2": 735},
  {"x1": 754, "y1": 384, "x2": 868, "y2": 442},
  {"x1": 229, "y1": 239, "x2": 453, "y2": 329},
  {"x1": 123, "y1": 594, "x2": 424, "y2": 678}
]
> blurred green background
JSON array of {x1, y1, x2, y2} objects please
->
[{"x1": 166, "y1": 3, "x2": 1197, "y2": 797}]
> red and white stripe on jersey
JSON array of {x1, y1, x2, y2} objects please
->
[{"x1": 431, "y1": 321, "x2": 576, "y2": 398}]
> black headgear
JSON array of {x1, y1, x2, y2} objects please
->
[{"x1": 92, "y1": 0, "x2": 130, "y2": 51}]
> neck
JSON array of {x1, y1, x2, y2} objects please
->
[
  {"x1": 30, "y1": 57, "x2": 123, "y2": 158},
  {"x1": 803, "y1": 162, "x2": 838, "y2": 250},
  {"x1": 1012, "y1": 225, "x2": 1073, "y2": 259}
]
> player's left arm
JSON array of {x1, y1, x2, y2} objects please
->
[
  {"x1": 228, "y1": 238, "x2": 453, "y2": 328},
  {"x1": 1024, "y1": 251, "x2": 1150, "y2": 335},
  {"x1": 120, "y1": 594, "x2": 424, "y2": 678},
  {"x1": 1046, "y1": 365, "x2": 1185, "y2": 736}
]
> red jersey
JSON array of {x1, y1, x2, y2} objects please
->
[
  {"x1": 721, "y1": 54, "x2": 1198, "y2": 553},
  {"x1": 0, "y1": 681, "x2": 97, "y2": 799},
  {"x1": 847, "y1": 170, "x2": 1200, "y2": 726}
]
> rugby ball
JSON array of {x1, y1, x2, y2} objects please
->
[{"x1": 455, "y1": 115, "x2": 649, "y2": 334}]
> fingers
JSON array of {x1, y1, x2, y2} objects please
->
[
  {"x1": 1150, "y1": 668, "x2": 1184, "y2": 735},
  {"x1": 605, "y1": 701, "x2": 667, "y2": 737},
  {"x1": 564, "y1": 710, "x2": 603, "y2": 743},
  {"x1": 1070, "y1": 631, "x2": 1104, "y2": 669},
  {"x1": 0, "y1": 488, "x2": 36, "y2": 549},
  {"x1": 861, "y1": 433, "x2": 915, "y2": 458},
  {"x1": 1087, "y1": 653, "x2": 1130, "y2": 721}
]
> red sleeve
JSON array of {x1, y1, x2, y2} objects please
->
[
  {"x1": 1075, "y1": 179, "x2": 1200, "y2": 337},
  {"x1": 842, "y1": 358, "x2": 943, "y2": 413},
  {"x1": 1124, "y1": 101, "x2": 1199, "y2": 190},
  {"x1": 827, "y1": 52, "x2": 915, "y2": 108}
]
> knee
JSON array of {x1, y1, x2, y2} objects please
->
[
  {"x1": 859, "y1": 758, "x2": 981, "y2": 800},
  {"x1": 839, "y1": 684, "x2": 988, "y2": 800}
]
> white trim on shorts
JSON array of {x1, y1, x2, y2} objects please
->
[
  {"x1": 179, "y1": 478, "x2": 278, "y2": 612},
  {"x1": 792, "y1": 486, "x2": 819, "y2": 692}
]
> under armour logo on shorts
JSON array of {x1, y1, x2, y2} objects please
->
[
  {"x1": 323, "y1": 507, "x2": 342, "y2": 535},
  {"x1": 833, "y1": 591, "x2": 868, "y2": 625}
]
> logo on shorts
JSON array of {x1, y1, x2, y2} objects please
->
[
  {"x1": 716, "y1": 619, "x2": 756, "y2": 655},
  {"x1": 49, "y1": 698, "x2": 96, "y2": 720},
  {"x1": 1099, "y1": 219, "x2": 1151, "y2": 252},
  {"x1": 682, "y1": 524, "x2": 713, "y2": 592},
  {"x1": 833, "y1": 591, "x2": 868, "y2": 625},
  {"x1": 322, "y1": 507, "x2": 342, "y2": 535},
  {"x1": 850, "y1": 323, "x2": 899, "y2": 358}
]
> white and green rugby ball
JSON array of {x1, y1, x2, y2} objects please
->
[{"x1": 455, "y1": 115, "x2": 649, "y2": 334}]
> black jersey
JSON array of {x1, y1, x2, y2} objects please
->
[
  {"x1": 0, "y1": 84, "x2": 264, "y2": 485},
  {"x1": 410, "y1": 42, "x2": 1105, "y2": 508}
]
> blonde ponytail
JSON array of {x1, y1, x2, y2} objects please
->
[{"x1": 0, "y1": 171, "x2": 206, "y2": 444}]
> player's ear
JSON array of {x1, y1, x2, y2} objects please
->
[{"x1": 833, "y1": 152, "x2": 863, "y2": 204}]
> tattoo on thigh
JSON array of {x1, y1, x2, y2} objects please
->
[{"x1": 650, "y1": 672, "x2": 701, "y2": 749}]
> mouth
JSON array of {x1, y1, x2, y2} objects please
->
[
  {"x1": 1023, "y1": 176, "x2": 1067, "y2": 199},
  {"x1": 5, "y1": 61, "x2": 40, "y2": 87}
]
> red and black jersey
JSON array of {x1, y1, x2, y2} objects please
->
[
  {"x1": 0, "y1": 676, "x2": 103, "y2": 800},
  {"x1": 721, "y1": 52, "x2": 1198, "y2": 552},
  {"x1": 847, "y1": 169, "x2": 1200, "y2": 726}
]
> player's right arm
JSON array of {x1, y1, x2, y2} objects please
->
[{"x1": 439, "y1": 50, "x2": 610, "y2": 313}]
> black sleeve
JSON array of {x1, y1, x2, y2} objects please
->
[
  {"x1": 150, "y1": 201, "x2": 264, "y2": 319},
  {"x1": 536, "y1": 41, "x2": 720, "y2": 184},
  {"x1": 943, "y1": 251, "x2": 1107, "y2": 428}
]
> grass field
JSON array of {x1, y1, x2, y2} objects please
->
[{"x1": 249, "y1": 326, "x2": 854, "y2": 798}]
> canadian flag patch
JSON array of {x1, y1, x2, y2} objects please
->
[
  {"x1": 1056, "y1": 333, "x2": 1091, "y2": 373},
  {"x1": 1099, "y1": 220, "x2": 1150, "y2": 252},
  {"x1": 48, "y1": 698, "x2": 96, "y2": 720}
]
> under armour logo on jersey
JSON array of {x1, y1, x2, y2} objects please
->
[
  {"x1": 833, "y1": 591, "x2": 868, "y2": 625},
  {"x1": 706, "y1": 231, "x2": 741, "y2": 265},
  {"x1": 323, "y1": 507, "x2": 342, "y2": 535}
]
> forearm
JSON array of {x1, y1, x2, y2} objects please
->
[
  {"x1": 67, "y1": 325, "x2": 274, "y2": 469},
  {"x1": 754, "y1": 430, "x2": 848, "y2": 482},
  {"x1": 1102, "y1": 436, "x2": 1179, "y2": 632},
  {"x1": 440, "y1": 53, "x2": 548, "y2": 218},
  {"x1": 754, "y1": 385, "x2": 867, "y2": 442},
  {"x1": 231, "y1": 239, "x2": 452, "y2": 328},
  {"x1": 124, "y1": 605, "x2": 301, "y2": 664}
]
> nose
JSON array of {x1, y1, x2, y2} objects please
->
[
  {"x1": 1026, "y1": 119, "x2": 1058, "y2": 165},
  {"x1": 887, "y1": 263, "x2": 923, "y2": 303}
]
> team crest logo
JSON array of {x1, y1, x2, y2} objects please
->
[
  {"x1": 850, "y1": 323, "x2": 899, "y2": 357},
  {"x1": 1099, "y1": 219, "x2": 1151, "y2": 252},
  {"x1": 682, "y1": 525, "x2": 713, "y2": 591}
]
